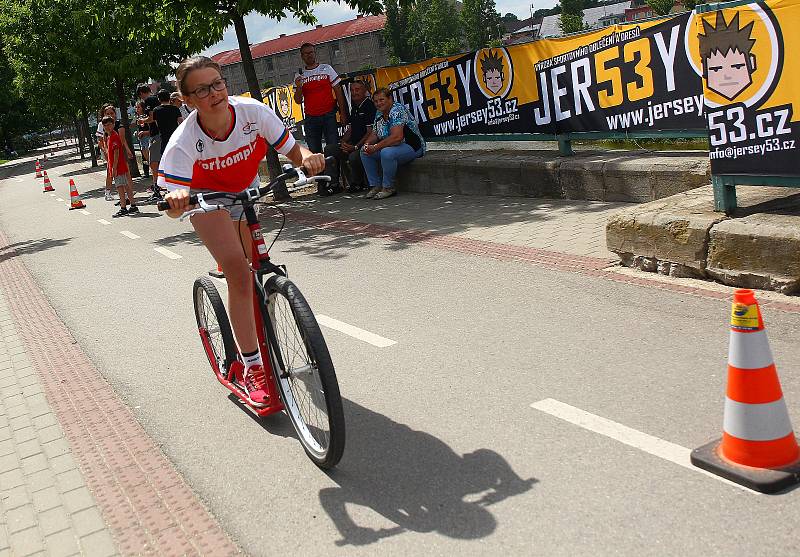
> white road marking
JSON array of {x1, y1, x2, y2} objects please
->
[
  {"x1": 49, "y1": 193, "x2": 56, "y2": 197},
  {"x1": 209, "y1": 277, "x2": 394, "y2": 347},
  {"x1": 154, "y1": 246, "x2": 182, "y2": 260},
  {"x1": 97, "y1": 219, "x2": 111, "y2": 225},
  {"x1": 80, "y1": 209, "x2": 91, "y2": 215},
  {"x1": 315, "y1": 315, "x2": 397, "y2": 347},
  {"x1": 120, "y1": 230, "x2": 140, "y2": 240},
  {"x1": 530, "y1": 398, "x2": 757, "y2": 493},
  {"x1": 57, "y1": 197, "x2": 64, "y2": 202}
]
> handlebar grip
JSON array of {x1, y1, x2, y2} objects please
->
[{"x1": 157, "y1": 194, "x2": 199, "y2": 212}]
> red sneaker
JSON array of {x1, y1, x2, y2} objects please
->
[{"x1": 243, "y1": 365, "x2": 269, "y2": 407}]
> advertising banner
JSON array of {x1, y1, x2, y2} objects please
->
[
  {"x1": 262, "y1": 85, "x2": 305, "y2": 132},
  {"x1": 376, "y1": 14, "x2": 706, "y2": 137},
  {"x1": 696, "y1": 0, "x2": 800, "y2": 177}
]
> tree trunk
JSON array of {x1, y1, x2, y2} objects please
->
[
  {"x1": 81, "y1": 105, "x2": 98, "y2": 168},
  {"x1": 115, "y1": 77, "x2": 141, "y2": 177},
  {"x1": 232, "y1": 10, "x2": 289, "y2": 199},
  {"x1": 75, "y1": 119, "x2": 85, "y2": 159}
]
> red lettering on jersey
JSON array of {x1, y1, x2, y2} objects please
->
[{"x1": 192, "y1": 136, "x2": 267, "y2": 192}]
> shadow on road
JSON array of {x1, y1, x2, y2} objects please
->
[
  {"x1": 0, "y1": 237, "x2": 73, "y2": 263},
  {"x1": 319, "y1": 399, "x2": 536, "y2": 546}
]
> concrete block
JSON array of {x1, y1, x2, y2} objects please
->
[
  {"x1": 519, "y1": 157, "x2": 562, "y2": 198},
  {"x1": 707, "y1": 214, "x2": 800, "y2": 293},
  {"x1": 606, "y1": 186, "x2": 726, "y2": 277},
  {"x1": 603, "y1": 153, "x2": 653, "y2": 202},
  {"x1": 560, "y1": 153, "x2": 608, "y2": 201},
  {"x1": 649, "y1": 155, "x2": 710, "y2": 200}
]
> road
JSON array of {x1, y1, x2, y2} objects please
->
[{"x1": 1, "y1": 150, "x2": 799, "y2": 555}]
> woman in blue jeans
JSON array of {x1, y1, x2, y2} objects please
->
[{"x1": 360, "y1": 88, "x2": 426, "y2": 199}]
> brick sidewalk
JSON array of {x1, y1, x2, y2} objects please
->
[
  {"x1": 0, "y1": 230, "x2": 239, "y2": 556},
  {"x1": 290, "y1": 192, "x2": 625, "y2": 260}
]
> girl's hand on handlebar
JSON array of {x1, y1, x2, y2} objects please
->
[
  {"x1": 165, "y1": 189, "x2": 192, "y2": 219},
  {"x1": 301, "y1": 153, "x2": 325, "y2": 176}
]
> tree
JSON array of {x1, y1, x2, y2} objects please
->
[
  {"x1": 646, "y1": 0, "x2": 675, "y2": 15},
  {"x1": 461, "y1": 0, "x2": 502, "y2": 51},
  {"x1": 384, "y1": 0, "x2": 463, "y2": 62},
  {"x1": 559, "y1": 0, "x2": 586, "y2": 34}
]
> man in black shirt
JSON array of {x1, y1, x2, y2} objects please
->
[
  {"x1": 137, "y1": 84, "x2": 162, "y2": 197},
  {"x1": 152, "y1": 89, "x2": 183, "y2": 150},
  {"x1": 324, "y1": 80, "x2": 376, "y2": 193}
]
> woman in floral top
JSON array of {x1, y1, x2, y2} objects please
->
[{"x1": 360, "y1": 87, "x2": 426, "y2": 199}]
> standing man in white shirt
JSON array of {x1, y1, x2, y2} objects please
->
[{"x1": 294, "y1": 42, "x2": 349, "y2": 196}]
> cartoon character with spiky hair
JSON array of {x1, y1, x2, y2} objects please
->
[
  {"x1": 480, "y1": 50, "x2": 505, "y2": 96},
  {"x1": 278, "y1": 88, "x2": 291, "y2": 118},
  {"x1": 699, "y1": 11, "x2": 757, "y2": 100}
]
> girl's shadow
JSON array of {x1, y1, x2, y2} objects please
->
[{"x1": 319, "y1": 399, "x2": 537, "y2": 546}]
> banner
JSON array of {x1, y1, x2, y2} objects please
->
[
  {"x1": 262, "y1": 86, "x2": 304, "y2": 132},
  {"x1": 376, "y1": 14, "x2": 706, "y2": 137},
  {"x1": 696, "y1": 0, "x2": 799, "y2": 177}
]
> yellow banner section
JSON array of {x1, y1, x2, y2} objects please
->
[{"x1": 696, "y1": 0, "x2": 800, "y2": 176}]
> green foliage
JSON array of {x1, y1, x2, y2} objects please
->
[
  {"x1": 682, "y1": 0, "x2": 702, "y2": 9},
  {"x1": 646, "y1": 0, "x2": 675, "y2": 15},
  {"x1": 384, "y1": 0, "x2": 464, "y2": 62},
  {"x1": 461, "y1": 0, "x2": 502, "y2": 51},
  {"x1": 559, "y1": 0, "x2": 586, "y2": 34}
]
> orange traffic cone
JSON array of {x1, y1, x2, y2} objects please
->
[
  {"x1": 42, "y1": 171, "x2": 54, "y2": 192},
  {"x1": 691, "y1": 289, "x2": 800, "y2": 493},
  {"x1": 209, "y1": 261, "x2": 225, "y2": 278},
  {"x1": 68, "y1": 179, "x2": 86, "y2": 210},
  {"x1": 35, "y1": 160, "x2": 42, "y2": 178}
]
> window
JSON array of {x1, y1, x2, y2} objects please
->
[
  {"x1": 330, "y1": 41, "x2": 341, "y2": 58},
  {"x1": 267, "y1": 57, "x2": 274, "y2": 72}
]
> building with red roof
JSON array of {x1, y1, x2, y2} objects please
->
[{"x1": 212, "y1": 14, "x2": 388, "y2": 94}]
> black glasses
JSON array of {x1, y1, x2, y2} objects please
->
[{"x1": 189, "y1": 78, "x2": 227, "y2": 99}]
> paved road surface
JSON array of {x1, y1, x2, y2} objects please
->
[{"x1": 1, "y1": 150, "x2": 799, "y2": 555}]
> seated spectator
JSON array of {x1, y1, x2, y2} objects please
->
[
  {"x1": 360, "y1": 88, "x2": 425, "y2": 200},
  {"x1": 323, "y1": 80, "x2": 376, "y2": 193},
  {"x1": 170, "y1": 91, "x2": 192, "y2": 119}
]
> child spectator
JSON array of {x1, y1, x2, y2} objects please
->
[{"x1": 103, "y1": 117, "x2": 139, "y2": 217}]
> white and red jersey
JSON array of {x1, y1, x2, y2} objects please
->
[
  {"x1": 157, "y1": 95, "x2": 295, "y2": 193},
  {"x1": 295, "y1": 64, "x2": 340, "y2": 117}
]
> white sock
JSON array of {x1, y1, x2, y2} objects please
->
[{"x1": 242, "y1": 350, "x2": 263, "y2": 370}]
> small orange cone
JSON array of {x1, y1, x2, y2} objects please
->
[
  {"x1": 68, "y1": 179, "x2": 86, "y2": 210},
  {"x1": 35, "y1": 160, "x2": 42, "y2": 178},
  {"x1": 209, "y1": 261, "x2": 225, "y2": 278},
  {"x1": 42, "y1": 171, "x2": 54, "y2": 192},
  {"x1": 692, "y1": 289, "x2": 800, "y2": 493}
]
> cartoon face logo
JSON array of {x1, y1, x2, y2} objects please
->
[
  {"x1": 685, "y1": 4, "x2": 783, "y2": 108},
  {"x1": 277, "y1": 88, "x2": 291, "y2": 119},
  {"x1": 699, "y1": 12, "x2": 757, "y2": 100},
  {"x1": 474, "y1": 48, "x2": 513, "y2": 99}
]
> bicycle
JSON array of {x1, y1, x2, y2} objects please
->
[{"x1": 157, "y1": 162, "x2": 345, "y2": 469}]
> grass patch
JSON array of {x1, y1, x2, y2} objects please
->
[{"x1": 576, "y1": 138, "x2": 709, "y2": 151}]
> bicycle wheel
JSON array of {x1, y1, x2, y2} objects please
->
[
  {"x1": 193, "y1": 276, "x2": 237, "y2": 374},
  {"x1": 264, "y1": 275, "x2": 345, "y2": 469}
]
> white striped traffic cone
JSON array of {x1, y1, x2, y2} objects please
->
[
  {"x1": 691, "y1": 289, "x2": 800, "y2": 493},
  {"x1": 42, "y1": 171, "x2": 54, "y2": 192}
]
